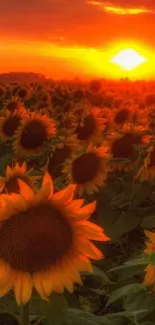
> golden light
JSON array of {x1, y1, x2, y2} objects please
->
[{"x1": 111, "y1": 49, "x2": 147, "y2": 70}]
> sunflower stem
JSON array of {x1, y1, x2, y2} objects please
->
[{"x1": 20, "y1": 301, "x2": 30, "y2": 325}]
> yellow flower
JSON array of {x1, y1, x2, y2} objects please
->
[
  {"x1": 63, "y1": 145, "x2": 110, "y2": 196},
  {"x1": 0, "y1": 109, "x2": 26, "y2": 141},
  {"x1": 113, "y1": 106, "x2": 133, "y2": 128},
  {"x1": 4, "y1": 96, "x2": 26, "y2": 114},
  {"x1": 144, "y1": 230, "x2": 155, "y2": 290},
  {"x1": 0, "y1": 173, "x2": 109, "y2": 305},
  {"x1": 45, "y1": 135, "x2": 79, "y2": 179},
  {"x1": 0, "y1": 162, "x2": 39, "y2": 194},
  {"x1": 108, "y1": 124, "x2": 149, "y2": 171},
  {"x1": 13, "y1": 112, "x2": 56, "y2": 157},
  {"x1": 74, "y1": 108, "x2": 105, "y2": 144}
]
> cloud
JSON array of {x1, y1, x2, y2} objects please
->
[{"x1": 86, "y1": 0, "x2": 155, "y2": 14}]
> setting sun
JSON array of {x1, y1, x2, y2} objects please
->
[{"x1": 111, "y1": 49, "x2": 147, "y2": 70}]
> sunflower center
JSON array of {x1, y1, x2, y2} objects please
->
[
  {"x1": 72, "y1": 152, "x2": 100, "y2": 183},
  {"x1": 76, "y1": 114, "x2": 97, "y2": 141},
  {"x1": 112, "y1": 133, "x2": 142, "y2": 159},
  {"x1": 20, "y1": 120, "x2": 47, "y2": 150},
  {"x1": 148, "y1": 149, "x2": 155, "y2": 167},
  {"x1": 6, "y1": 101, "x2": 19, "y2": 112},
  {"x1": 18, "y1": 88, "x2": 28, "y2": 98},
  {"x1": 0, "y1": 203, "x2": 73, "y2": 272},
  {"x1": 2, "y1": 116, "x2": 21, "y2": 137},
  {"x1": 48, "y1": 145, "x2": 71, "y2": 178},
  {"x1": 114, "y1": 108, "x2": 130, "y2": 125}
]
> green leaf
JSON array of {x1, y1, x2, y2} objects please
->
[
  {"x1": 108, "y1": 256, "x2": 148, "y2": 273},
  {"x1": 141, "y1": 215, "x2": 155, "y2": 228},
  {"x1": 106, "y1": 284, "x2": 145, "y2": 307},
  {"x1": 64, "y1": 309, "x2": 148, "y2": 325},
  {"x1": 84, "y1": 266, "x2": 112, "y2": 284},
  {"x1": 0, "y1": 311, "x2": 19, "y2": 324},
  {"x1": 124, "y1": 290, "x2": 155, "y2": 319},
  {"x1": 0, "y1": 293, "x2": 19, "y2": 314},
  {"x1": 64, "y1": 308, "x2": 111, "y2": 325},
  {"x1": 31, "y1": 293, "x2": 68, "y2": 325}
]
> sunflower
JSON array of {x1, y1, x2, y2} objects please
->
[
  {"x1": 0, "y1": 109, "x2": 26, "y2": 141},
  {"x1": 13, "y1": 112, "x2": 56, "y2": 157},
  {"x1": 3, "y1": 97, "x2": 26, "y2": 114},
  {"x1": 0, "y1": 173, "x2": 109, "y2": 305},
  {"x1": 46, "y1": 135, "x2": 79, "y2": 179},
  {"x1": 143, "y1": 230, "x2": 155, "y2": 290},
  {"x1": 63, "y1": 145, "x2": 110, "y2": 196},
  {"x1": 0, "y1": 162, "x2": 39, "y2": 194},
  {"x1": 113, "y1": 106, "x2": 133, "y2": 128},
  {"x1": 108, "y1": 125, "x2": 149, "y2": 171},
  {"x1": 15, "y1": 85, "x2": 31, "y2": 101},
  {"x1": 74, "y1": 108, "x2": 105, "y2": 144}
]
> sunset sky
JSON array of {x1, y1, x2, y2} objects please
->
[{"x1": 1, "y1": 0, "x2": 155, "y2": 79}]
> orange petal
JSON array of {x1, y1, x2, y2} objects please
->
[
  {"x1": 17, "y1": 179, "x2": 34, "y2": 200},
  {"x1": 42, "y1": 172, "x2": 54, "y2": 197},
  {"x1": 52, "y1": 184, "x2": 75, "y2": 205},
  {"x1": 77, "y1": 237, "x2": 103, "y2": 260}
]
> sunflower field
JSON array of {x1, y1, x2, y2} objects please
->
[{"x1": 0, "y1": 79, "x2": 155, "y2": 325}]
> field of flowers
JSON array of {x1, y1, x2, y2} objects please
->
[{"x1": 0, "y1": 79, "x2": 155, "y2": 325}]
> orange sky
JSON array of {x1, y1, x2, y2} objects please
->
[{"x1": 1, "y1": 0, "x2": 155, "y2": 79}]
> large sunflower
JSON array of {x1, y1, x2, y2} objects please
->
[
  {"x1": 143, "y1": 230, "x2": 155, "y2": 290},
  {"x1": 63, "y1": 145, "x2": 110, "y2": 196},
  {"x1": 0, "y1": 173, "x2": 109, "y2": 305},
  {"x1": 0, "y1": 109, "x2": 26, "y2": 141},
  {"x1": 13, "y1": 112, "x2": 56, "y2": 157},
  {"x1": 74, "y1": 108, "x2": 105, "y2": 144},
  {"x1": 0, "y1": 162, "x2": 39, "y2": 194}
]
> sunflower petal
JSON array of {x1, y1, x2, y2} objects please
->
[
  {"x1": 42, "y1": 172, "x2": 54, "y2": 197},
  {"x1": 14, "y1": 272, "x2": 32, "y2": 305},
  {"x1": 33, "y1": 272, "x2": 49, "y2": 301},
  {"x1": 77, "y1": 237, "x2": 103, "y2": 260},
  {"x1": 52, "y1": 184, "x2": 75, "y2": 205},
  {"x1": 17, "y1": 179, "x2": 34, "y2": 200}
]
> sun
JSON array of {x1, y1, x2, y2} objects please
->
[{"x1": 111, "y1": 49, "x2": 147, "y2": 70}]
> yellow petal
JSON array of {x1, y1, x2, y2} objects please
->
[
  {"x1": 49, "y1": 270, "x2": 64, "y2": 294},
  {"x1": 65, "y1": 199, "x2": 84, "y2": 211},
  {"x1": 17, "y1": 179, "x2": 34, "y2": 200},
  {"x1": 52, "y1": 184, "x2": 75, "y2": 206},
  {"x1": 42, "y1": 172, "x2": 54, "y2": 197},
  {"x1": 0, "y1": 275, "x2": 14, "y2": 297},
  {"x1": 145, "y1": 230, "x2": 155, "y2": 244},
  {"x1": 75, "y1": 254, "x2": 93, "y2": 273},
  {"x1": 0, "y1": 260, "x2": 12, "y2": 286},
  {"x1": 33, "y1": 272, "x2": 50, "y2": 301},
  {"x1": 76, "y1": 221, "x2": 110, "y2": 241},
  {"x1": 21, "y1": 162, "x2": 27, "y2": 173},
  {"x1": 14, "y1": 272, "x2": 32, "y2": 305},
  {"x1": 77, "y1": 201, "x2": 96, "y2": 216},
  {"x1": 40, "y1": 270, "x2": 53, "y2": 297},
  {"x1": 77, "y1": 237, "x2": 103, "y2": 260}
]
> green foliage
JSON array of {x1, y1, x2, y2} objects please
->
[
  {"x1": 31, "y1": 293, "x2": 68, "y2": 325},
  {"x1": 106, "y1": 284, "x2": 146, "y2": 307}
]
